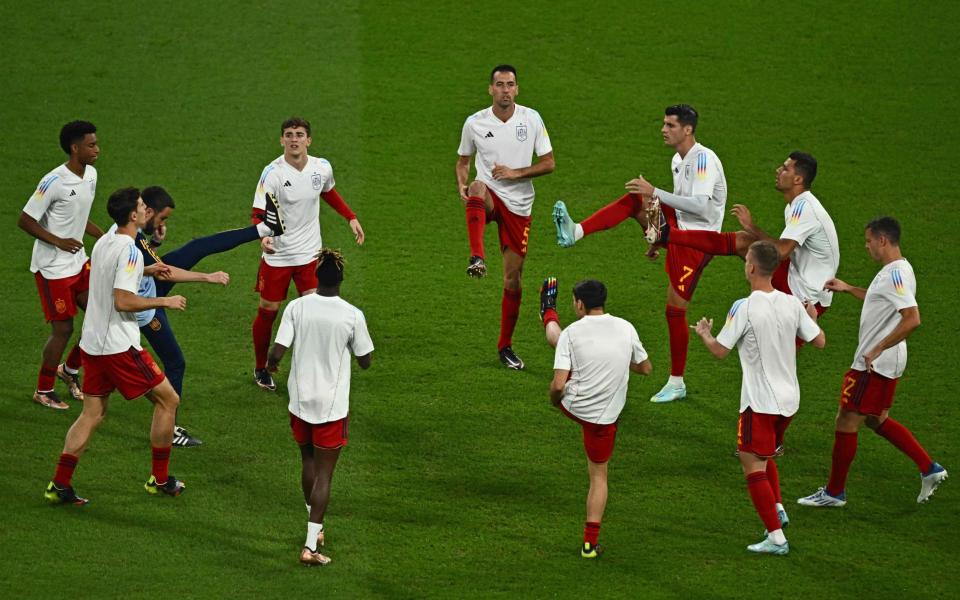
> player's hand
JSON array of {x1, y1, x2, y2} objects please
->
[
  {"x1": 55, "y1": 237, "x2": 84, "y2": 254},
  {"x1": 146, "y1": 263, "x2": 173, "y2": 280},
  {"x1": 349, "y1": 219, "x2": 365, "y2": 245},
  {"x1": 863, "y1": 344, "x2": 882, "y2": 372},
  {"x1": 694, "y1": 317, "x2": 714, "y2": 337},
  {"x1": 625, "y1": 176, "x2": 655, "y2": 197},
  {"x1": 459, "y1": 185, "x2": 470, "y2": 202},
  {"x1": 266, "y1": 362, "x2": 279, "y2": 374},
  {"x1": 207, "y1": 271, "x2": 230, "y2": 286},
  {"x1": 152, "y1": 223, "x2": 167, "y2": 244},
  {"x1": 165, "y1": 295, "x2": 187, "y2": 311},
  {"x1": 645, "y1": 245, "x2": 660, "y2": 260},
  {"x1": 261, "y1": 236, "x2": 276, "y2": 254},
  {"x1": 492, "y1": 163, "x2": 520, "y2": 181},
  {"x1": 823, "y1": 278, "x2": 850, "y2": 293},
  {"x1": 804, "y1": 300, "x2": 820, "y2": 320},
  {"x1": 732, "y1": 204, "x2": 753, "y2": 229}
]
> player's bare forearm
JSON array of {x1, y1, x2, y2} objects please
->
[
  {"x1": 455, "y1": 155, "x2": 472, "y2": 200},
  {"x1": 549, "y1": 369, "x2": 568, "y2": 406},
  {"x1": 630, "y1": 360, "x2": 653, "y2": 375},
  {"x1": 520, "y1": 152, "x2": 555, "y2": 178},
  {"x1": 18, "y1": 212, "x2": 77, "y2": 250},
  {"x1": 85, "y1": 220, "x2": 104, "y2": 239},
  {"x1": 702, "y1": 336, "x2": 731, "y2": 359},
  {"x1": 809, "y1": 330, "x2": 827, "y2": 349},
  {"x1": 114, "y1": 290, "x2": 186, "y2": 312},
  {"x1": 267, "y1": 343, "x2": 288, "y2": 373},
  {"x1": 876, "y1": 307, "x2": 920, "y2": 352}
]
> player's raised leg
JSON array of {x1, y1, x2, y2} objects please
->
[
  {"x1": 553, "y1": 193, "x2": 649, "y2": 248},
  {"x1": 540, "y1": 277, "x2": 561, "y2": 348},
  {"x1": 498, "y1": 248, "x2": 524, "y2": 369},
  {"x1": 650, "y1": 223, "x2": 749, "y2": 258},
  {"x1": 463, "y1": 181, "x2": 493, "y2": 278}
]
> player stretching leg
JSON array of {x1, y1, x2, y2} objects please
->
[
  {"x1": 798, "y1": 217, "x2": 947, "y2": 508},
  {"x1": 267, "y1": 249, "x2": 374, "y2": 566},
  {"x1": 19, "y1": 121, "x2": 103, "y2": 409},
  {"x1": 456, "y1": 64, "x2": 555, "y2": 369},
  {"x1": 553, "y1": 105, "x2": 726, "y2": 402},
  {"x1": 694, "y1": 241, "x2": 825, "y2": 554},
  {"x1": 541, "y1": 278, "x2": 651, "y2": 557}
]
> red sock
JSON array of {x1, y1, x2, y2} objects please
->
[
  {"x1": 53, "y1": 453, "x2": 79, "y2": 487},
  {"x1": 584, "y1": 521, "x2": 601, "y2": 546},
  {"x1": 37, "y1": 363, "x2": 57, "y2": 393},
  {"x1": 252, "y1": 307, "x2": 279, "y2": 369},
  {"x1": 766, "y1": 459, "x2": 782, "y2": 504},
  {"x1": 876, "y1": 418, "x2": 933, "y2": 473},
  {"x1": 669, "y1": 229, "x2": 738, "y2": 255},
  {"x1": 826, "y1": 430, "x2": 858, "y2": 496},
  {"x1": 542, "y1": 308, "x2": 559, "y2": 327},
  {"x1": 746, "y1": 472, "x2": 781, "y2": 533},
  {"x1": 465, "y1": 197, "x2": 486, "y2": 258},
  {"x1": 581, "y1": 194, "x2": 642, "y2": 236},
  {"x1": 665, "y1": 306, "x2": 688, "y2": 377},
  {"x1": 152, "y1": 446, "x2": 171, "y2": 484},
  {"x1": 498, "y1": 288, "x2": 522, "y2": 350},
  {"x1": 65, "y1": 345, "x2": 83, "y2": 371}
]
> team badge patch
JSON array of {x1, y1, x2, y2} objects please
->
[
  {"x1": 684, "y1": 164, "x2": 691, "y2": 180},
  {"x1": 55, "y1": 298, "x2": 67, "y2": 314},
  {"x1": 516, "y1": 124, "x2": 528, "y2": 142},
  {"x1": 311, "y1": 174, "x2": 323, "y2": 190}
]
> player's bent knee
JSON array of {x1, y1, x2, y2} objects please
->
[
  {"x1": 259, "y1": 298, "x2": 282, "y2": 311},
  {"x1": 467, "y1": 180, "x2": 487, "y2": 198}
]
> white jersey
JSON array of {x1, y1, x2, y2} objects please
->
[
  {"x1": 780, "y1": 191, "x2": 840, "y2": 307},
  {"x1": 252, "y1": 155, "x2": 335, "y2": 267},
  {"x1": 851, "y1": 259, "x2": 917, "y2": 379},
  {"x1": 553, "y1": 314, "x2": 648, "y2": 425},
  {"x1": 670, "y1": 143, "x2": 727, "y2": 231},
  {"x1": 274, "y1": 294, "x2": 374, "y2": 424},
  {"x1": 22, "y1": 164, "x2": 98, "y2": 279},
  {"x1": 457, "y1": 104, "x2": 552, "y2": 217},
  {"x1": 716, "y1": 290, "x2": 821, "y2": 416},
  {"x1": 79, "y1": 231, "x2": 144, "y2": 356}
]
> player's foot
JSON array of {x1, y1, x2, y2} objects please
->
[
  {"x1": 299, "y1": 546, "x2": 332, "y2": 566},
  {"x1": 44, "y1": 481, "x2": 89, "y2": 506},
  {"x1": 918, "y1": 463, "x2": 948, "y2": 503},
  {"x1": 643, "y1": 197, "x2": 667, "y2": 244},
  {"x1": 466, "y1": 255, "x2": 487, "y2": 278},
  {"x1": 172, "y1": 425, "x2": 203, "y2": 448},
  {"x1": 254, "y1": 368, "x2": 277, "y2": 391},
  {"x1": 33, "y1": 390, "x2": 69, "y2": 410},
  {"x1": 746, "y1": 537, "x2": 789, "y2": 556},
  {"x1": 263, "y1": 191, "x2": 286, "y2": 236},
  {"x1": 144, "y1": 475, "x2": 185, "y2": 497},
  {"x1": 499, "y1": 346, "x2": 525, "y2": 370},
  {"x1": 650, "y1": 381, "x2": 686, "y2": 403},
  {"x1": 580, "y1": 542, "x2": 603, "y2": 558},
  {"x1": 539, "y1": 277, "x2": 558, "y2": 321},
  {"x1": 553, "y1": 201, "x2": 578, "y2": 248},
  {"x1": 56, "y1": 364, "x2": 83, "y2": 402},
  {"x1": 797, "y1": 486, "x2": 846, "y2": 507}
]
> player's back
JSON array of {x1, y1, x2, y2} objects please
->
[{"x1": 80, "y1": 232, "x2": 142, "y2": 356}]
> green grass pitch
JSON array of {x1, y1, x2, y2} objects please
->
[{"x1": 1, "y1": 1, "x2": 957, "y2": 597}]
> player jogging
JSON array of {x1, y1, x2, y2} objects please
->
[
  {"x1": 19, "y1": 121, "x2": 104, "y2": 409},
  {"x1": 267, "y1": 249, "x2": 374, "y2": 566},
  {"x1": 694, "y1": 241, "x2": 825, "y2": 555},
  {"x1": 251, "y1": 117, "x2": 364, "y2": 391},
  {"x1": 540, "y1": 277, "x2": 651, "y2": 557},
  {"x1": 44, "y1": 188, "x2": 188, "y2": 506},
  {"x1": 456, "y1": 64, "x2": 555, "y2": 369},
  {"x1": 798, "y1": 217, "x2": 947, "y2": 508},
  {"x1": 553, "y1": 104, "x2": 726, "y2": 402}
]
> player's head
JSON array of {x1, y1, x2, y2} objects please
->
[
  {"x1": 141, "y1": 186, "x2": 176, "y2": 235},
  {"x1": 776, "y1": 152, "x2": 818, "y2": 192},
  {"x1": 489, "y1": 65, "x2": 518, "y2": 109},
  {"x1": 572, "y1": 279, "x2": 607, "y2": 316},
  {"x1": 865, "y1": 216, "x2": 901, "y2": 260},
  {"x1": 59, "y1": 120, "x2": 99, "y2": 164},
  {"x1": 280, "y1": 117, "x2": 312, "y2": 158},
  {"x1": 107, "y1": 187, "x2": 146, "y2": 228},
  {"x1": 315, "y1": 248, "x2": 345, "y2": 291},
  {"x1": 662, "y1": 104, "x2": 698, "y2": 146},
  {"x1": 745, "y1": 240, "x2": 780, "y2": 279}
]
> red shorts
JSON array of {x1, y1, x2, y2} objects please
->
[
  {"x1": 255, "y1": 259, "x2": 319, "y2": 302},
  {"x1": 487, "y1": 188, "x2": 531, "y2": 257},
  {"x1": 34, "y1": 262, "x2": 90, "y2": 322},
  {"x1": 839, "y1": 369, "x2": 898, "y2": 416},
  {"x1": 663, "y1": 206, "x2": 711, "y2": 301},
  {"x1": 81, "y1": 348, "x2": 165, "y2": 400},
  {"x1": 738, "y1": 407, "x2": 792, "y2": 458},
  {"x1": 560, "y1": 404, "x2": 618, "y2": 463},
  {"x1": 290, "y1": 413, "x2": 349, "y2": 449}
]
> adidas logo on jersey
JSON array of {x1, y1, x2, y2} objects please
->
[
  {"x1": 485, "y1": 131, "x2": 494, "y2": 138},
  {"x1": 69, "y1": 190, "x2": 77, "y2": 196},
  {"x1": 284, "y1": 180, "x2": 293, "y2": 187}
]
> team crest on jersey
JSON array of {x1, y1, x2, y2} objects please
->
[
  {"x1": 684, "y1": 164, "x2": 691, "y2": 180},
  {"x1": 311, "y1": 174, "x2": 323, "y2": 190},
  {"x1": 516, "y1": 124, "x2": 528, "y2": 142},
  {"x1": 55, "y1": 298, "x2": 67, "y2": 314}
]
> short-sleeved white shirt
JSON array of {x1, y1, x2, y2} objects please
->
[
  {"x1": 22, "y1": 164, "x2": 98, "y2": 279},
  {"x1": 553, "y1": 313, "x2": 648, "y2": 425},
  {"x1": 79, "y1": 231, "x2": 144, "y2": 356},
  {"x1": 274, "y1": 294, "x2": 374, "y2": 424},
  {"x1": 780, "y1": 191, "x2": 840, "y2": 307},
  {"x1": 851, "y1": 259, "x2": 917, "y2": 378},
  {"x1": 457, "y1": 104, "x2": 552, "y2": 217},
  {"x1": 670, "y1": 143, "x2": 727, "y2": 232},
  {"x1": 716, "y1": 290, "x2": 821, "y2": 416},
  {"x1": 252, "y1": 155, "x2": 335, "y2": 267}
]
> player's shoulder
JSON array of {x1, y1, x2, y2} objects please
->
[
  {"x1": 309, "y1": 155, "x2": 333, "y2": 171},
  {"x1": 728, "y1": 296, "x2": 750, "y2": 317},
  {"x1": 516, "y1": 104, "x2": 544, "y2": 122},
  {"x1": 261, "y1": 156, "x2": 284, "y2": 174},
  {"x1": 36, "y1": 165, "x2": 65, "y2": 190},
  {"x1": 464, "y1": 107, "x2": 491, "y2": 124},
  {"x1": 694, "y1": 143, "x2": 721, "y2": 164},
  {"x1": 84, "y1": 164, "x2": 98, "y2": 180}
]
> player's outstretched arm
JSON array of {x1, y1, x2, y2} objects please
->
[
  {"x1": 154, "y1": 264, "x2": 229, "y2": 286},
  {"x1": 549, "y1": 369, "x2": 569, "y2": 406},
  {"x1": 267, "y1": 342, "x2": 288, "y2": 373},
  {"x1": 114, "y1": 289, "x2": 186, "y2": 312},
  {"x1": 693, "y1": 317, "x2": 731, "y2": 359},
  {"x1": 17, "y1": 211, "x2": 83, "y2": 253},
  {"x1": 824, "y1": 278, "x2": 867, "y2": 301}
]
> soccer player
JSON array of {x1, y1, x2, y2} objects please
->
[
  {"x1": 540, "y1": 277, "x2": 652, "y2": 558},
  {"x1": 693, "y1": 241, "x2": 824, "y2": 555},
  {"x1": 651, "y1": 152, "x2": 839, "y2": 320},
  {"x1": 44, "y1": 188, "x2": 188, "y2": 506},
  {"x1": 553, "y1": 104, "x2": 726, "y2": 402},
  {"x1": 456, "y1": 64, "x2": 555, "y2": 370},
  {"x1": 19, "y1": 120, "x2": 104, "y2": 409},
  {"x1": 266, "y1": 249, "x2": 374, "y2": 566},
  {"x1": 251, "y1": 117, "x2": 365, "y2": 391},
  {"x1": 798, "y1": 217, "x2": 947, "y2": 507}
]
